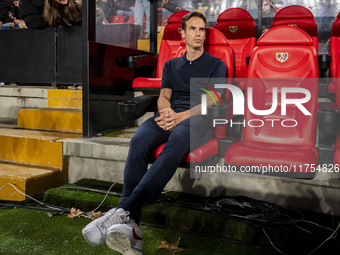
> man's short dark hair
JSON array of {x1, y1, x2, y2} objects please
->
[{"x1": 181, "y1": 11, "x2": 206, "y2": 31}]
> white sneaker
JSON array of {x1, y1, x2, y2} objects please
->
[
  {"x1": 82, "y1": 208, "x2": 130, "y2": 246},
  {"x1": 106, "y1": 219, "x2": 143, "y2": 255}
]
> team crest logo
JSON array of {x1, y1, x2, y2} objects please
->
[
  {"x1": 276, "y1": 52, "x2": 289, "y2": 63},
  {"x1": 288, "y1": 24, "x2": 297, "y2": 27},
  {"x1": 229, "y1": 26, "x2": 238, "y2": 33}
]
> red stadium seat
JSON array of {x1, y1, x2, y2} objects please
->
[
  {"x1": 108, "y1": 16, "x2": 124, "y2": 24},
  {"x1": 328, "y1": 12, "x2": 340, "y2": 93},
  {"x1": 333, "y1": 55, "x2": 340, "y2": 166},
  {"x1": 127, "y1": 15, "x2": 134, "y2": 24},
  {"x1": 224, "y1": 26, "x2": 319, "y2": 178},
  {"x1": 151, "y1": 28, "x2": 235, "y2": 163},
  {"x1": 336, "y1": 56, "x2": 340, "y2": 108},
  {"x1": 270, "y1": 5, "x2": 318, "y2": 52},
  {"x1": 214, "y1": 8, "x2": 257, "y2": 89},
  {"x1": 132, "y1": 10, "x2": 190, "y2": 90}
]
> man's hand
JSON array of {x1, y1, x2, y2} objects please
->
[
  {"x1": 155, "y1": 108, "x2": 176, "y2": 131},
  {"x1": 155, "y1": 108, "x2": 175, "y2": 131},
  {"x1": 155, "y1": 108, "x2": 189, "y2": 131}
]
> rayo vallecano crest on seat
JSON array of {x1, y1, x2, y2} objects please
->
[
  {"x1": 275, "y1": 52, "x2": 289, "y2": 63},
  {"x1": 229, "y1": 26, "x2": 238, "y2": 33}
]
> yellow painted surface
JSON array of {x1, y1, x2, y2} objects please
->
[
  {"x1": 48, "y1": 89, "x2": 82, "y2": 109},
  {"x1": 48, "y1": 89, "x2": 82, "y2": 99},
  {"x1": 0, "y1": 128, "x2": 80, "y2": 170},
  {"x1": 0, "y1": 162, "x2": 65, "y2": 201},
  {"x1": 137, "y1": 39, "x2": 150, "y2": 52},
  {"x1": 48, "y1": 98, "x2": 82, "y2": 109},
  {"x1": 137, "y1": 29, "x2": 164, "y2": 53},
  {"x1": 17, "y1": 108, "x2": 82, "y2": 134}
]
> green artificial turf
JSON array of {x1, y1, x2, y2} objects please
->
[
  {"x1": 2, "y1": 178, "x2": 340, "y2": 255},
  {"x1": 0, "y1": 208, "x2": 274, "y2": 255},
  {"x1": 42, "y1": 179, "x2": 264, "y2": 244}
]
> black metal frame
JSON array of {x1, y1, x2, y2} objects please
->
[{"x1": 0, "y1": 26, "x2": 82, "y2": 85}]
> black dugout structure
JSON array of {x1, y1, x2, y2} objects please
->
[
  {"x1": 0, "y1": 26, "x2": 82, "y2": 84},
  {"x1": 0, "y1": 0, "x2": 159, "y2": 137},
  {"x1": 82, "y1": 0, "x2": 158, "y2": 136}
]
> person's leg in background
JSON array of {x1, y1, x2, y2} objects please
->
[
  {"x1": 116, "y1": 8, "x2": 134, "y2": 22},
  {"x1": 142, "y1": 0, "x2": 150, "y2": 36},
  {"x1": 134, "y1": 0, "x2": 144, "y2": 38}
]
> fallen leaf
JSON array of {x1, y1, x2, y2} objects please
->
[
  {"x1": 157, "y1": 237, "x2": 186, "y2": 254},
  {"x1": 169, "y1": 247, "x2": 186, "y2": 255},
  {"x1": 158, "y1": 239, "x2": 170, "y2": 249},
  {"x1": 84, "y1": 211, "x2": 103, "y2": 220},
  {"x1": 67, "y1": 208, "x2": 84, "y2": 218}
]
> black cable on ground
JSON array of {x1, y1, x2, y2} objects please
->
[
  {"x1": 140, "y1": 221, "x2": 275, "y2": 250},
  {"x1": 57, "y1": 186, "x2": 121, "y2": 197},
  {"x1": 0, "y1": 202, "x2": 70, "y2": 213},
  {"x1": 201, "y1": 196, "x2": 281, "y2": 222}
]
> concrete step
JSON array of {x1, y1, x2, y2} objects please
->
[
  {"x1": 0, "y1": 87, "x2": 83, "y2": 202},
  {"x1": 0, "y1": 86, "x2": 82, "y2": 119},
  {"x1": 0, "y1": 128, "x2": 81, "y2": 169},
  {"x1": 0, "y1": 118, "x2": 17, "y2": 129},
  {"x1": 0, "y1": 161, "x2": 65, "y2": 201},
  {"x1": 0, "y1": 87, "x2": 48, "y2": 119},
  {"x1": 17, "y1": 108, "x2": 82, "y2": 134}
]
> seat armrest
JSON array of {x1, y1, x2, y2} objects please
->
[
  {"x1": 219, "y1": 115, "x2": 243, "y2": 157},
  {"x1": 118, "y1": 95, "x2": 158, "y2": 121},
  {"x1": 206, "y1": 99, "x2": 233, "y2": 126},
  {"x1": 116, "y1": 55, "x2": 157, "y2": 68},
  {"x1": 318, "y1": 54, "x2": 331, "y2": 78},
  {"x1": 318, "y1": 102, "x2": 340, "y2": 135},
  {"x1": 318, "y1": 54, "x2": 331, "y2": 98},
  {"x1": 206, "y1": 99, "x2": 242, "y2": 156},
  {"x1": 317, "y1": 102, "x2": 340, "y2": 164}
]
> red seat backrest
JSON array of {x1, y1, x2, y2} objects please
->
[
  {"x1": 335, "y1": 53, "x2": 340, "y2": 107},
  {"x1": 127, "y1": 15, "x2": 134, "y2": 24},
  {"x1": 108, "y1": 16, "x2": 124, "y2": 24},
  {"x1": 214, "y1": 8, "x2": 256, "y2": 79},
  {"x1": 330, "y1": 12, "x2": 340, "y2": 80},
  {"x1": 156, "y1": 10, "x2": 190, "y2": 78},
  {"x1": 270, "y1": 5, "x2": 318, "y2": 51},
  {"x1": 245, "y1": 26, "x2": 318, "y2": 146},
  {"x1": 175, "y1": 27, "x2": 235, "y2": 87}
]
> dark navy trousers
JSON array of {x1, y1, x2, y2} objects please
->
[{"x1": 119, "y1": 114, "x2": 213, "y2": 204}]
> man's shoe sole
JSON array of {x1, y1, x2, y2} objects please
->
[
  {"x1": 106, "y1": 229, "x2": 142, "y2": 255},
  {"x1": 82, "y1": 228, "x2": 102, "y2": 247}
]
